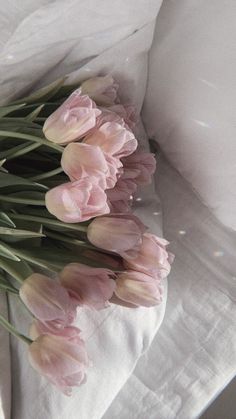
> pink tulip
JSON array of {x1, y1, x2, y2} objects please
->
[
  {"x1": 80, "y1": 75, "x2": 119, "y2": 106},
  {"x1": 87, "y1": 214, "x2": 146, "y2": 259},
  {"x1": 61, "y1": 143, "x2": 108, "y2": 186},
  {"x1": 83, "y1": 122, "x2": 137, "y2": 159},
  {"x1": 43, "y1": 89, "x2": 101, "y2": 144},
  {"x1": 29, "y1": 320, "x2": 83, "y2": 342},
  {"x1": 115, "y1": 270, "x2": 163, "y2": 307},
  {"x1": 61, "y1": 142, "x2": 122, "y2": 189},
  {"x1": 19, "y1": 274, "x2": 76, "y2": 328},
  {"x1": 60, "y1": 263, "x2": 116, "y2": 310},
  {"x1": 45, "y1": 178, "x2": 110, "y2": 223},
  {"x1": 96, "y1": 108, "x2": 125, "y2": 128},
  {"x1": 121, "y1": 151, "x2": 156, "y2": 185},
  {"x1": 106, "y1": 104, "x2": 137, "y2": 130},
  {"x1": 124, "y1": 233, "x2": 173, "y2": 279},
  {"x1": 107, "y1": 198, "x2": 132, "y2": 213},
  {"x1": 28, "y1": 333, "x2": 89, "y2": 395},
  {"x1": 106, "y1": 178, "x2": 137, "y2": 202}
]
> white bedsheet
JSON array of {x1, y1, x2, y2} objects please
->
[{"x1": 103, "y1": 152, "x2": 236, "y2": 418}]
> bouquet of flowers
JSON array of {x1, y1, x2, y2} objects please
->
[{"x1": 0, "y1": 75, "x2": 173, "y2": 395}]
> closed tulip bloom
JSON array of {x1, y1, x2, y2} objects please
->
[
  {"x1": 19, "y1": 274, "x2": 76, "y2": 328},
  {"x1": 29, "y1": 320, "x2": 83, "y2": 342},
  {"x1": 45, "y1": 178, "x2": 110, "y2": 223},
  {"x1": 124, "y1": 233, "x2": 173, "y2": 279},
  {"x1": 121, "y1": 151, "x2": 156, "y2": 185},
  {"x1": 84, "y1": 122, "x2": 137, "y2": 159},
  {"x1": 61, "y1": 143, "x2": 121, "y2": 189},
  {"x1": 61, "y1": 143, "x2": 108, "y2": 185},
  {"x1": 115, "y1": 270, "x2": 162, "y2": 307},
  {"x1": 43, "y1": 89, "x2": 101, "y2": 144},
  {"x1": 106, "y1": 104, "x2": 137, "y2": 130},
  {"x1": 106, "y1": 178, "x2": 137, "y2": 202},
  {"x1": 96, "y1": 108, "x2": 125, "y2": 128},
  {"x1": 87, "y1": 214, "x2": 146, "y2": 259},
  {"x1": 60, "y1": 263, "x2": 116, "y2": 310},
  {"x1": 28, "y1": 333, "x2": 90, "y2": 395},
  {"x1": 80, "y1": 75, "x2": 118, "y2": 106},
  {"x1": 108, "y1": 198, "x2": 132, "y2": 213}
]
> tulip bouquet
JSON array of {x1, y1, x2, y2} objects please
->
[{"x1": 0, "y1": 75, "x2": 173, "y2": 395}]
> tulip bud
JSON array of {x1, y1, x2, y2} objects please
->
[
  {"x1": 121, "y1": 151, "x2": 156, "y2": 185},
  {"x1": 124, "y1": 233, "x2": 173, "y2": 279},
  {"x1": 115, "y1": 270, "x2": 163, "y2": 307},
  {"x1": 61, "y1": 143, "x2": 121, "y2": 189},
  {"x1": 43, "y1": 89, "x2": 101, "y2": 144},
  {"x1": 19, "y1": 274, "x2": 76, "y2": 328},
  {"x1": 84, "y1": 122, "x2": 137, "y2": 159},
  {"x1": 60, "y1": 263, "x2": 116, "y2": 310},
  {"x1": 87, "y1": 214, "x2": 146, "y2": 259},
  {"x1": 28, "y1": 333, "x2": 89, "y2": 395},
  {"x1": 80, "y1": 75, "x2": 118, "y2": 106},
  {"x1": 45, "y1": 178, "x2": 110, "y2": 223}
]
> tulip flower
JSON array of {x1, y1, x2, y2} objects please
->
[
  {"x1": 43, "y1": 89, "x2": 101, "y2": 144},
  {"x1": 28, "y1": 333, "x2": 90, "y2": 395},
  {"x1": 107, "y1": 198, "x2": 132, "y2": 213},
  {"x1": 96, "y1": 108, "x2": 125, "y2": 128},
  {"x1": 106, "y1": 104, "x2": 137, "y2": 130},
  {"x1": 45, "y1": 178, "x2": 110, "y2": 223},
  {"x1": 29, "y1": 320, "x2": 83, "y2": 342},
  {"x1": 83, "y1": 122, "x2": 137, "y2": 159},
  {"x1": 19, "y1": 274, "x2": 76, "y2": 329},
  {"x1": 61, "y1": 143, "x2": 108, "y2": 184},
  {"x1": 115, "y1": 270, "x2": 163, "y2": 307},
  {"x1": 60, "y1": 263, "x2": 116, "y2": 310},
  {"x1": 124, "y1": 233, "x2": 174, "y2": 279},
  {"x1": 121, "y1": 151, "x2": 156, "y2": 185},
  {"x1": 106, "y1": 178, "x2": 137, "y2": 202},
  {"x1": 61, "y1": 143, "x2": 122, "y2": 189},
  {"x1": 87, "y1": 214, "x2": 146, "y2": 259},
  {"x1": 80, "y1": 75, "x2": 118, "y2": 106}
]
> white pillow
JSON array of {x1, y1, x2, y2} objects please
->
[{"x1": 143, "y1": 0, "x2": 236, "y2": 231}]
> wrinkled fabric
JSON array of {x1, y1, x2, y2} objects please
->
[
  {"x1": 104, "y1": 151, "x2": 236, "y2": 419},
  {"x1": 1, "y1": 0, "x2": 235, "y2": 418},
  {"x1": 143, "y1": 0, "x2": 236, "y2": 231}
]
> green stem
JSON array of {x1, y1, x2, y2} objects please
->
[
  {"x1": 0, "y1": 130, "x2": 63, "y2": 153},
  {"x1": 0, "y1": 283, "x2": 19, "y2": 295},
  {"x1": 2, "y1": 142, "x2": 41, "y2": 161},
  {"x1": 29, "y1": 166, "x2": 64, "y2": 181},
  {"x1": 0, "y1": 257, "x2": 25, "y2": 284},
  {"x1": 0, "y1": 314, "x2": 32, "y2": 344},
  {"x1": 8, "y1": 213, "x2": 88, "y2": 232},
  {"x1": 0, "y1": 195, "x2": 45, "y2": 206},
  {"x1": 45, "y1": 229, "x2": 94, "y2": 249}
]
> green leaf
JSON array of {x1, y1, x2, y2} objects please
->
[
  {"x1": 0, "y1": 172, "x2": 48, "y2": 191},
  {"x1": 0, "y1": 255, "x2": 33, "y2": 282},
  {"x1": 0, "y1": 227, "x2": 45, "y2": 240},
  {"x1": 0, "y1": 242, "x2": 20, "y2": 261},
  {"x1": 0, "y1": 141, "x2": 41, "y2": 160},
  {"x1": 0, "y1": 104, "x2": 26, "y2": 118},
  {"x1": 25, "y1": 104, "x2": 44, "y2": 122},
  {"x1": 0, "y1": 212, "x2": 15, "y2": 228},
  {"x1": 0, "y1": 160, "x2": 7, "y2": 173}
]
